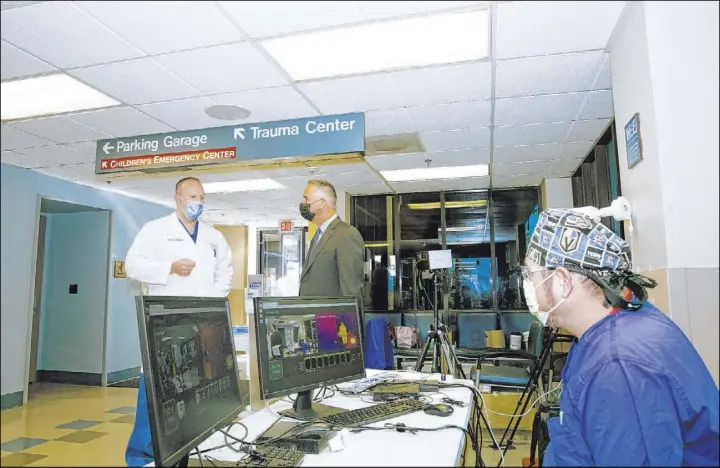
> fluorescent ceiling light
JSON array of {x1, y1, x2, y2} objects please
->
[
  {"x1": 381, "y1": 164, "x2": 489, "y2": 182},
  {"x1": 409, "y1": 200, "x2": 488, "y2": 210},
  {"x1": 441, "y1": 226, "x2": 486, "y2": 233},
  {"x1": 204, "y1": 179, "x2": 286, "y2": 194},
  {"x1": 1, "y1": 73, "x2": 120, "y2": 121},
  {"x1": 263, "y1": 9, "x2": 489, "y2": 80}
]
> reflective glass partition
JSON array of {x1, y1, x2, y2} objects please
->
[
  {"x1": 352, "y1": 195, "x2": 393, "y2": 311},
  {"x1": 350, "y1": 187, "x2": 540, "y2": 349}
]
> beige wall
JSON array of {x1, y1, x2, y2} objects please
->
[
  {"x1": 214, "y1": 225, "x2": 248, "y2": 326},
  {"x1": 609, "y1": 1, "x2": 719, "y2": 384}
]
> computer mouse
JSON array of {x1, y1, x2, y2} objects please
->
[{"x1": 423, "y1": 403, "x2": 454, "y2": 417}]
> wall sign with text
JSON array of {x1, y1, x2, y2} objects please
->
[{"x1": 624, "y1": 113, "x2": 644, "y2": 169}]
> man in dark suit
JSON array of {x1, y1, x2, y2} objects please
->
[{"x1": 298, "y1": 179, "x2": 365, "y2": 300}]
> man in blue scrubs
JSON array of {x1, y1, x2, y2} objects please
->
[{"x1": 522, "y1": 208, "x2": 719, "y2": 466}]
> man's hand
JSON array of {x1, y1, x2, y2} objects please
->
[{"x1": 171, "y1": 259, "x2": 196, "y2": 277}]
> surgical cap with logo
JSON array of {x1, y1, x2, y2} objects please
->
[{"x1": 527, "y1": 209, "x2": 631, "y2": 272}]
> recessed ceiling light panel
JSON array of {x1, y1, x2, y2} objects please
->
[{"x1": 1, "y1": 73, "x2": 120, "y2": 121}]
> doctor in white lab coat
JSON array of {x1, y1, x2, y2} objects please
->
[
  {"x1": 125, "y1": 176, "x2": 233, "y2": 297},
  {"x1": 124, "y1": 176, "x2": 233, "y2": 467}
]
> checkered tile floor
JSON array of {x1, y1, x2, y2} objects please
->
[{"x1": 1, "y1": 384, "x2": 138, "y2": 466}]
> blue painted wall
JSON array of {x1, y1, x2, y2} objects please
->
[
  {"x1": 38, "y1": 211, "x2": 110, "y2": 374},
  {"x1": 0, "y1": 163, "x2": 171, "y2": 398}
]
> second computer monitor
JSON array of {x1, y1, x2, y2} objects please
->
[{"x1": 253, "y1": 296, "x2": 365, "y2": 419}]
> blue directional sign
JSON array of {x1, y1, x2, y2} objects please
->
[
  {"x1": 624, "y1": 113, "x2": 643, "y2": 169},
  {"x1": 95, "y1": 113, "x2": 365, "y2": 174}
]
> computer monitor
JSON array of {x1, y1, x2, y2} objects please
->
[
  {"x1": 136, "y1": 296, "x2": 245, "y2": 467},
  {"x1": 253, "y1": 296, "x2": 365, "y2": 420}
]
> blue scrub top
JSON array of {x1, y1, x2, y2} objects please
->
[
  {"x1": 178, "y1": 218, "x2": 199, "y2": 244},
  {"x1": 544, "y1": 302, "x2": 719, "y2": 466}
]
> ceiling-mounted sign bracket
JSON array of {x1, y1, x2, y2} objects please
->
[{"x1": 95, "y1": 113, "x2": 365, "y2": 175}]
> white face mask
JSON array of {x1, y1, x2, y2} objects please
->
[{"x1": 523, "y1": 272, "x2": 566, "y2": 326}]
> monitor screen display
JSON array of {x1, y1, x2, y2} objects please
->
[
  {"x1": 137, "y1": 297, "x2": 244, "y2": 467},
  {"x1": 254, "y1": 297, "x2": 365, "y2": 399}
]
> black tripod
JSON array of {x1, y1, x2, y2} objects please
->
[
  {"x1": 414, "y1": 273, "x2": 466, "y2": 379},
  {"x1": 493, "y1": 328, "x2": 558, "y2": 461}
]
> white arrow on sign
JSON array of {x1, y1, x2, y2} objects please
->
[
  {"x1": 234, "y1": 128, "x2": 246, "y2": 140},
  {"x1": 101, "y1": 161, "x2": 108, "y2": 169},
  {"x1": 102, "y1": 142, "x2": 115, "y2": 155}
]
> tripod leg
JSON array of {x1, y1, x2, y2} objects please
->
[
  {"x1": 414, "y1": 333, "x2": 434, "y2": 373},
  {"x1": 499, "y1": 331, "x2": 558, "y2": 458},
  {"x1": 439, "y1": 334, "x2": 466, "y2": 379}
]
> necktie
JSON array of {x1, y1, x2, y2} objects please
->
[{"x1": 307, "y1": 228, "x2": 322, "y2": 260}]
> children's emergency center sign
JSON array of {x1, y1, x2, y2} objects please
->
[{"x1": 95, "y1": 113, "x2": 365, "y2": 174}]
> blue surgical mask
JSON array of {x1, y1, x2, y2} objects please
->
[{"x1": 183, "y1": 200, "x2": 203, "y2": 220}]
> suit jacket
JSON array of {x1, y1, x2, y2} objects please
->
[{"x1": 299, "y1": 217, "x2": 365, "y2": 299}]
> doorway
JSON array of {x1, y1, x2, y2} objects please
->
[{"x1": 25, "y1": 197, "x2": 111, "y2": 402}]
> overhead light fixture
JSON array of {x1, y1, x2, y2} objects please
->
[
  {"x1": 205, "y1": 104, "x2": 251, "y2": 121},
  {"x1": 409, "y1": 200, "x2": 488, "y2": 210},
  {"x1": 1, "y1": 73, "x2": 120, "y2": 121},
  {"x1": 381, "y1": 164, "x2": 489, "y2": 182},
  {"x1": 204, "y1": 179, "x2": 286, "y2": 194},
  {"x1": 263, "y1": 9, "x2": 489, "y2": 81}
]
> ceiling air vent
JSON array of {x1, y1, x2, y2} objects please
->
[{"x1": 364, "y1": 133, "x2": 425, "y2": 157}]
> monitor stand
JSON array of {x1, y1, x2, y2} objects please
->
[{"x1": 280, "y1": 390, "x2": 346, "y2": 421}]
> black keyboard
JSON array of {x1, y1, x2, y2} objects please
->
[
  {"x1": 196, "y1": 445, "x2": 304, "y2": 467},
  {"x1": 320, "y1": 398, "x2": 425, "y2": 427}
]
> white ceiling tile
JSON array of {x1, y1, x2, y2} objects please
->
[
  {"x1": 390, "y1": 176, "x2": 489, "y2": 193},
  {"x1": 155, "y1": 43, "x2": 288, "y2": 95},
  {"x1": 494, "y1": 93, "x2": 585, "y2": 126},
  {"x1": 420, "y1": 127, "x2": 491, "y2": 152},
  {"x1": 1, "y1": 2, "x2": 45, "y2": 11},
  {"x1": 1, "y1": 149, "x2": 48, "y2": 168},
  {"x1": 495, "y1": 51, "x2": 604, "y2": 98},
  {"x1": 358, "y1": 1, "x2": 487, "y2": 20},
  {"x1": 493, "y1": 143, "x2": 562, "y2": 164},
  {"x1": 1, "y1": 124, "x2": 53, "y2": 150},
  {"x1": 0, "y1": 1, "x2": 144, "y2": 68},
  {"x1": 558, "y1": 141, "x2": 594, "y2": 160},
  {"x1": 365, "y1": 108, "x2": 413, "y2": 137},
  {"x1": 65, "y1": 141, "x2": 97, "y2": 155},
  {"x1": 35, "y1": 163, "x2": 87, "y2": 180},
  {"x1": 219, "y1": 1, "x2": 365, "y2": 38},
  {"x1": 366, "y1": 149, "x2": 490, "y2": 171},
  {"x1": 405, "y1": 100, "x2": 492, "y2": 133},
  {"x1": 493, "y1": 158, "x2": 583, "y2": 177},
  {"x1": 77, "y1": 1, "x2": 244, "y2": 55},
  {"x1": 496, "y1": 1, "x2": 627, "y2": 59},
  {"x1": 326, "y1": 171, "x2": 383, "y2": 187},
  {"x1": 492, "y1": 174, "x2": 543, "y2": 188},
  {"x1": 566, "y1": 119, "x2": 611, "y2": 142},
  {"x1": 494, "y1": 122, "x2": 572, "y2": 147},
  {"x1": 299, "y1": 62, "x2": 491, "y2": 114},
  {"x1": 386, "y1": 62, "x2": 492, "y2": 107},
  {"x1": 70, "y1": 58, "x2": 201, "y2": 105},
  {"x1": 299, "y1": 73, "x2": 397, "y2": 114},
  {"x1": 593, "y1": 54, "x2": 612, "y2": 90},
  {"x1": 577, "y1": 90, "x2": 614, "y2": 120},
  {"x1": 215, "y1": 86, "x2": 317, "y2": 123},
  {"x1": 137, "y1": 96, "x2": 227, "y2": 131},
  {"x1": 198, "y1": 169, "x2": 265, "y2": 184},
  {"x1": 1, "y1": 40, "x2": 56, "y2": 80},
  {"x1": 345, "y1": 183, "x2": 389, "y2": 195},
  {"x1": 16, "y1": 144, "x2": 94, "y2": 164},
  {"x1": 8, "y1": 116, "x2": 111, "y2": 143},
  {"x1": 67, "y1": 107, "x2": 175, "y2": 138},
  {"x1": 314, "y1": 163, "x2": 369, "y2": 175}
]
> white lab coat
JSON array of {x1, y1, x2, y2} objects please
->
[{"x1": 126, "y1": 214, "x2": 233, "y2": 297}]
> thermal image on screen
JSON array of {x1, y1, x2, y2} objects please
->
[{"x1": 316, "y1": 313, "x2": 359, "y2": 352}]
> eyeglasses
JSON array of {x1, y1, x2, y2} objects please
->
[{"x1": 519, "y1": 266, "x2": 548, "y2": 282}]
